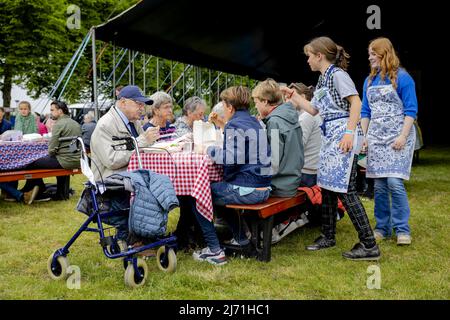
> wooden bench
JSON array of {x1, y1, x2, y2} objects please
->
[
  {"x1": 225, "y1": 191, "x2": 307, "y2": 262},
  {"x1": 0, "y1": 168, "x2": 81, "y2": 200}
]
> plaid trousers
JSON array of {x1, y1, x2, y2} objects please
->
[{"x1": 321, "y1": 155, "x2": 376, "y2": 247}]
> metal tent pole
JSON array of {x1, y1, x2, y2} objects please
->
[
  {"x1": 143, "y1": 53, "x2": 146, "y2": 95},
  {"x1": 128, "y1": 50, "x2": 132, "y2": 84},
  {"x1": 182, "y1": 63, "x2": 186, "y2": 106},
  {"x1": 209, "y1": 70, "x2": 212, "y2": 107},
  {"x1": 113, "y1": 43, "x2": 116, "y2": 98},
  {"x1": 170, "y1": 60, "x2": 173, "y2": 97},
  {"x1": 58, "y1": 32, "x2": 91, "y2": 100},
  {"x1": 217, "y1": 72, "x2": 220, "y2": 103},
  {"x1": 132, "y1": 51, "x2": 136, "y2": 85},
  {"x1": 156, "y1": 57, "x2": 160, "y2": 90},
  {"x1": 91, "y1": 28, "x2": 98, "y2": 121}
]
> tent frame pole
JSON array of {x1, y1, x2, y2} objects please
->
[
  {"x1": 91, "y1": 28, "x2": 99, "y2": 121},
  {"x1": 113, "y1": 43, "x2": 116, "y2": 98}
]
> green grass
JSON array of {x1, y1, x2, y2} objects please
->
[{"x1": 1, "y1": 146, "x2": 449, "y2": 299}]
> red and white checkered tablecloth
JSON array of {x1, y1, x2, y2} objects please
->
[{"x1": 127, "y1": 152, "x2": 223, "y2": 221}]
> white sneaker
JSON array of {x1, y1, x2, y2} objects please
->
[
  {"x1": 397, "y1": 234, "x2": 412, "y2": 245},
  {"x1": 193, "y1": 247, "x2": 227, "y2": 265},
  {"x1": 223, "y1": 238, "x2": 250, "y2": 246},
  {"x1": 271, "y1": 228, "x2": 281, "y2": 244},
  {"x1": 295, "y1": 214, "x2": 309, "y2": 227},
  {"x1": 279, "y1": 221, "x2": 299, "y2": 238},
  {"x1": 223, "y1": 238, "x2": 240, "y2": 246}
]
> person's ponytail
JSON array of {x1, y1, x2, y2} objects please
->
[{"x1": 335, "y1": 45, "x2": 350, "y2": 71}]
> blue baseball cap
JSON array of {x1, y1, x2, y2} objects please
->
[{"x1": 118, "y1": 85, "x2": 153, "y2": 105}]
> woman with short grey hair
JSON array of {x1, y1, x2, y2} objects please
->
[
  {"x1": 143, "y1": 91, "x2": 176, "y2": 141},
  {"x1": 174, "y1": 96, "x2": 207, "y2": 137}
]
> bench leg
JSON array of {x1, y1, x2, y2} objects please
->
[
  {"x1": 260, "y1": 216, "x2": 274, "y2": 262},
  {"x1": 248, "y1": 215, "x2": 260, "y2": 256},
  {"x1": 248, "y1": 215, "x2": 274, "y2": 262},
  {"x1": 56, "y1": 176, "x2": 70, "y2": 200}
]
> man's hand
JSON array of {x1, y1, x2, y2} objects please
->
[{"x1": 144, "y1": 126, "x2": 160, "y2": 144}]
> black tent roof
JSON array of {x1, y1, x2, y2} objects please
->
[
  {"x1": 95, "y1": 0, "x2": 447, "y2": 144},
  {"x1": 95, "y1": 0, "x2": 438, "y2": 82}
]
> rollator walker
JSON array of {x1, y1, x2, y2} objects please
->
[{"x1": 47, "y1": 135, "x2": 178, "y2": 288}]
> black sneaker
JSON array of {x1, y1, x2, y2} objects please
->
[
  {"x1": 306, "y1": 235, "x2": 336, "y2": 251},
  {"x1": 342, "y1": 243, "x2": 381, "y2": 261}
]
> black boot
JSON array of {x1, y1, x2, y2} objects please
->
[
  {"x1": 306, "y1": 235, "x2": 336, "y2": 251},
  {"x1": 342, "y1": 242, "x2": 381, "y2": 261}
]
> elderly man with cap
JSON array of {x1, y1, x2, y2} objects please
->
[
  {"x1": 90, "y1": 85, "x2": 160, "y2": 247},
  {"x1": 90, "y1": 85, "x2": 159, "y2": 181}
]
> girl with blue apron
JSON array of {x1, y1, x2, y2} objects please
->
[
  {"x1": 312, "y1": 65, "x2": 362, "y2": 193},
  {"x1": 365, "y1": 83, "x2": 416, "y2": 179},
  {"x1": 282, "y1": 37, "x2": 380, "y2": 260},
  {"x1": 307, "y1": 64, "x2": 377, "y2": 256},
  {"x1": 363, "y1": 70, "x2": 417, "y2": 242}
]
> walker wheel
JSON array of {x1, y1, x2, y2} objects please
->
[
  {"x1": 47, "y1": 250, "x2": 70, "y2": 281},
  {"x1": 124, "y1": 258, "x2": 148, "y2": 288},
  {"x1": 156, "y1": 246, "x2": 177, "y2": 273}
]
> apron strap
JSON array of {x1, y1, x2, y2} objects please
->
[{"x1": 319, "y1": 115, "x2": 349, "y2": 136}]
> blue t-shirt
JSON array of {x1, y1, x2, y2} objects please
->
[{"x1": 361, "y1": 68, "x2": 418, "y2": 119}]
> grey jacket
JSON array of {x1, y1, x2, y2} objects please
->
[
  {"x1": 109, "y1": 170, "x2": 179, "y2": 238},
  {"x1": 263, "y1": 102, "x2": 304, "y2": 197}
]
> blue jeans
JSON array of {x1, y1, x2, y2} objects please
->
[
  {"x1": 211, "y1": 182, "x2": 270, "y2": 245},
  {"x1": 0, "y1": 182, "x2": 22, "y2": 201},
  {"x1": 374, "y1": 177, "x2": 411, "y2": 236},
  {"x1": 184, "y1": 196, "x2": 221, "y2": 252}
]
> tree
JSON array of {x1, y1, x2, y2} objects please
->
[
  {"x1": 0, "y1": 0, "x2": 138, "y2": 111},
  {"x1": 0, "y1": 0, "x2": 66, "y2": 109}
]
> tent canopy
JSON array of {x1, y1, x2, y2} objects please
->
[
  {"x1": 95, "y1": 0, "x2": 447, "y2": 144},
  {"x1": 95, "y1": 0, "x2": 436, "y2": 83}
]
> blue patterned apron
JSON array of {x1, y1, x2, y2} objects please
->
[
  {"x1": 366, "y1": 84, "x2": 416, "y2": 180},
  {"x1": 311, "y1": 67, "x2": 359, "y2": 193}
]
